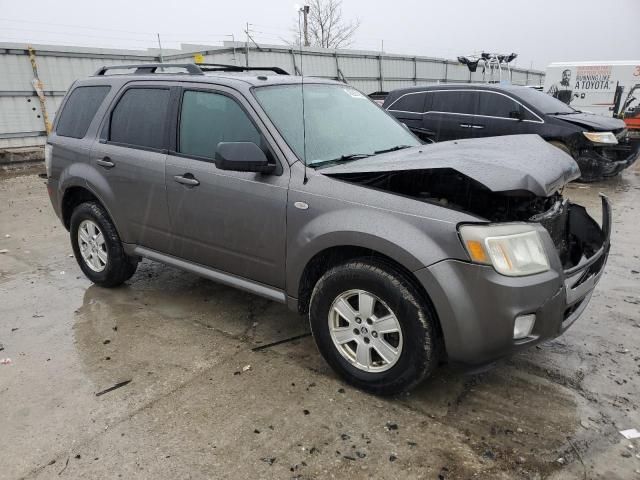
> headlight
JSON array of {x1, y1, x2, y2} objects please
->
[
  {"x1": 583, "y1": 131, "x2": 618, "y2": 144},
  {"x1": 459, "y1": 224, "x2": 550, "y2": 276}
]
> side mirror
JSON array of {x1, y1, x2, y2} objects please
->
[{"x1": 214, "y1": 142, "x2": 275, "y2": 173}]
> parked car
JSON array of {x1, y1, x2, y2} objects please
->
[
  {"x1": 383, "y1": 83, "x2": 639, "y2": 181},
  {"x1": 46, "y1": 64, "x2": 610, "y2": 395}
]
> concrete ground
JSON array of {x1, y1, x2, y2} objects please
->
[{"x1": 1, "y1": 164, "x2": 639, "y2": 480}]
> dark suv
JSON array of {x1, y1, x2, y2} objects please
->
[
  {"x1": 46, "y1": 63, "x2": 610, "y2": 395},
  {"x1": 383, "y1": 84, "x2": 639, "y2": 181}
]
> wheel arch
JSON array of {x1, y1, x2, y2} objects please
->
[{"x1": 297, "y1": 245, "x2": 446, "y2": 358}]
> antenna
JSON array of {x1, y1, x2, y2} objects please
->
[{"x1": 297, "y1": 5, "x2": 308, "y2": 184}]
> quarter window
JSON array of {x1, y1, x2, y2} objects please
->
[
  {"x1": 178, "y1": 91, "x2": 261, "y2": 159},
  {"x1": 388, "y1": 92, "x2": 427, "y2": 113},
  {"x1": 56, "y1": 86, "x2": 111, "y2": 139},
  {"x1": 109, "y1": 88, "x2": 170, "y2": 149}
]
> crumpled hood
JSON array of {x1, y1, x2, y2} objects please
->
[
  {"x1": 320, "y1": 134, "x2": 580, "y2": 197},
  {"x1": 550, "y1": 112, "x2": 626, "y2": 131}
]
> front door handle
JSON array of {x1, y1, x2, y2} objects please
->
[
  {"x1": 459, "y1": 123, "x2": 472, "y2": 128},
  {"x1": 471, "y1": 124, "x2": 485, "y2": 129},
  {"x1": 96, "y1": 157, "x2": 115, "y2": 169},
  {"x1": 173, "y1": 174, "x2": 200, "y2": 186}
]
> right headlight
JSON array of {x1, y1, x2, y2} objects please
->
[{"x1": 458, "y1": 224, "x2": 550, "y2": 276}]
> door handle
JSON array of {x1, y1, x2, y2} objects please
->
[
  {"x1": 471, "y1": 124, "x2": 485, "y2": 129},
  {"x1": 459, "y1": 123, "x2": 472, "y2": 128},
  {"x1": 173, "y1": 174, "x2": 200, "y2": 186},
  {"x1": 96, "y1": 157, "x2": 115, "y2": 169}
]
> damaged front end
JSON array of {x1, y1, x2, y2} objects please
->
[
  {"x1": 324, "y1": 149, "x2": 611, "y2": 362},
  {"x1": 533, "y1": 194, "x2": 611, "y2": 331},
  {"x1": 566, "y1": 129, "x2": 640, "y2": 181},
  {"x1": 329, "y1": 166, "x2": 610, "y2": 274}
]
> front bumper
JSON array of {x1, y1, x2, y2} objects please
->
[
  {"x1": 416, "y1": 196, "x2": 611, "y2": 365},
  {"x1": 575, "y1": 141, "x2": 639, "y2": 180}
]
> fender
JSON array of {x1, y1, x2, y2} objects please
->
[
  {"x1": 58, "y1": 161, "x2": 128, "y2": 241},
  {"x1": 285, "y1": 204, "x2": 466, "y2": 298}
]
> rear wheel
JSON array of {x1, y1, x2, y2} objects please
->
[
  {"x1": 309, "y1": 259, "x2": 437, "y2": 395},
  {"x1": 70, "y1": 202, "x2": 138, "y2": 287}
]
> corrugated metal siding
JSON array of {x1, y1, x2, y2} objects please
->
[{"x1": 0, "y1": 42, "x2": 545, "y2": 148}]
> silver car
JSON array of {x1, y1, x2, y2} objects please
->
[{"x1": 46, "y1": 63, "x2": 611, "y2": 395}]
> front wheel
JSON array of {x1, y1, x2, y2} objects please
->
[{"x1": 309, "y1": 259, "x2": 438, "y2": 395}]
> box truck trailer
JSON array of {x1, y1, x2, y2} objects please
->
[{"x1": 544, "y1": 61, "x2": 640, "y2": 140}]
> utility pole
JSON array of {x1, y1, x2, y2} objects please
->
[
  {"x1": 245, "y1": 22, "x2": 249, "y2": 67},
  {"x1": 302, "y1": 5, "x2": 310, "y2": 47},
  {"x1": 157, "y1": 33, "x2": 164, "y2": 63}
]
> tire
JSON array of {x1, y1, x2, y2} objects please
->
[
  {"x1": 548, "y1": 140, "x2": 603, "y2": 182},
  {"x1": 70, "y1": 201, "x2": 138, "y2": 287},
  {"x1": 548, "y1": 140, "x2": 571, "y2": 156},
  {"x1": 309, "y1": 259, "x2": 437, "y2": 395}
]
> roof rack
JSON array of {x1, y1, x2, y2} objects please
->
[
  {"x1": 196, "y1": 63, "x2": 289, "y2": 75},
  {"x1": 93, "y1": 63, "x2": 289, "y2": 76},
  {"x1": 94, "y1": 63, "x2": 204, "y2": 76}
]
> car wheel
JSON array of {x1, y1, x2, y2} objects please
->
[
  {"x1": 309, "y1": 259, "x2": 437, "y2": 395},
  {"x1": 548, "y1": 140, "x2": 571, "y2": 156},
  {"x1": 70, "y1": 201, "x2": 138, "y2": 287}
]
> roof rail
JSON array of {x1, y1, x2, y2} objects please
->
[
  {"x1": 93, "y1": 63, "x2": 204, "y2": 76},
  {"x1": 196, "y1": 63, "x2": 289, "y2": 75}
]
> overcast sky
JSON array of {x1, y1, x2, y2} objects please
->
[{"x1": 0, "y1": 0, "x2": 637, "y2": 70}]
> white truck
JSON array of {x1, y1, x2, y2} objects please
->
[{"x1": 544, "y1": 61, "x2": 640, "y2": 140}]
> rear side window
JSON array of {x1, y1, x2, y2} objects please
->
[
  {"x1": 56, "y1": 86, "x2": 110, "y2": 138},
  {"x1": 109, "y1": 88, "x2": 170, "y2": 149},
  {"x1": 431, "y1": 91, "x2": 478, "y2": 115},
  {"x1": 387, "y1": 92, "x2": 426, "y2": 113},
  {"x1": 477, "y1": 92, "x2": 521, "y2": 118},
  {"x1": 179, "y1": 90, "x2": 261, "y2": 159}
]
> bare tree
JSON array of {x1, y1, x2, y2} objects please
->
[{"x1": 293, "y1": 0, "x2": 360, "y2": 49}]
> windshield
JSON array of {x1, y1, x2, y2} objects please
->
[
  {"x1": 515, "y1": 87, "x2": 577, "y2": 114},
  {"x1": 253, "y1": 84, "x2": 420, "y2": 166}
]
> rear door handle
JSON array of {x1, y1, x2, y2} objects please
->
[
  {"x1": 471, "y1": 124, "x2": 485, "y2": 129},
  {"x1": 459, "y1": 123, "x2": 472, "y2": 128},
  {"x1": 173, "y1": 174, "x2": 200, "y2": 186},
  {"x1": 96, "y1": 157, "x2": 115, "y2": 169}
]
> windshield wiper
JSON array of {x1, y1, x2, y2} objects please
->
[
  {"x1": 374, "y1": 145, "x2": 413, "y2": 154},
  {"x1": 311, "y1": 153, "x2": 372, "y2": 168},
  {"x1": 547, "y1": 111, "x2": 578, "y2": 115}
]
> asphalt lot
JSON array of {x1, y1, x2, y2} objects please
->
[{"x1": 1, "y1": 163, "x2": 639, "y2": 479}]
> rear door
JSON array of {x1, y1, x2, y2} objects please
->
[
  {"x1": 424, "y1": 90, "x2": 479, "y2": 141},
  {"x1": 90, "y1": 84, "x2": 173, "y2": 253},
  {"x1": 164, "y1": 86, "x2": 289, "y2": 288}
]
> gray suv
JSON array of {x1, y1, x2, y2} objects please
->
[{"x1": 46, "y1": 63, "x2": 611, "y2": 395}]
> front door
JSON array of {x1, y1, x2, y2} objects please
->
[{"x1": 165, "y1": 87, "x2": 289, "y2": 288}]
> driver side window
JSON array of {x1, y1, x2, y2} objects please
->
[{"x1": 179, "y1": 90, "x2": 262, "y2": 159}]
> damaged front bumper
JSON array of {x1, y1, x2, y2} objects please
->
[
  {"x1": 415, "y1": 196, "x2": 611, "y2": 365},
  {"x1": 575, "y1": 141, "x2": 639, "y2": 181}
]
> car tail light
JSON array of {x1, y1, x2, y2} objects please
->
[{"x1": 44, "y1": 143, "x2": 52, "y2": 178}]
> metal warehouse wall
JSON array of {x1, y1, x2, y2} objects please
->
[{"x1": 0, "y1": 42, "x2": 545, "y2": 149}]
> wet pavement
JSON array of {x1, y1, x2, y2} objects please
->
[{"x1": 1, "y1": 164, "x2": 639, "y2": 479}]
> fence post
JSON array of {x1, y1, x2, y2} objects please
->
[
  {"x1": 414, "y1": 57, "x2": 417, "y2": 85},
  {"x1": 378, "y1": 53, "x2": 384, "y2": 92},
  {"x1": 27, "y1": 46, "x2": 51, "y2": 136}
]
